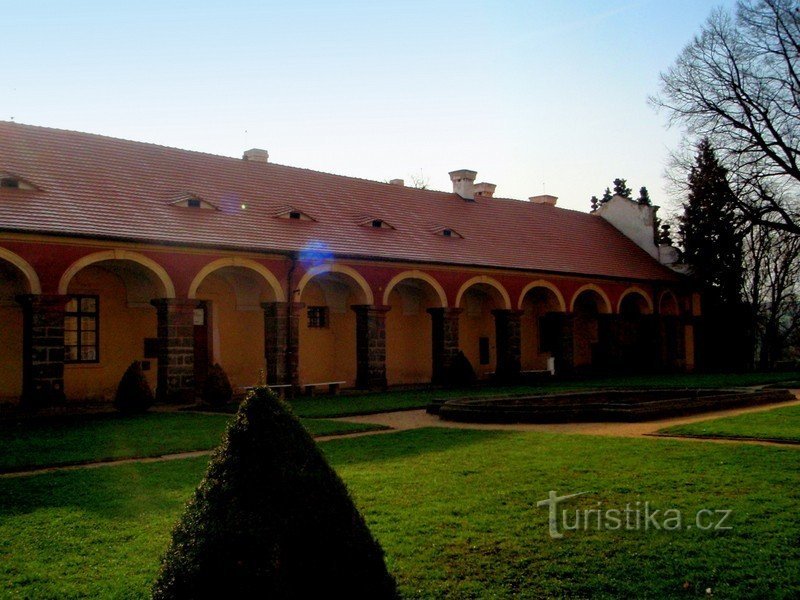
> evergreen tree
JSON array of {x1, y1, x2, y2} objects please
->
[
  {"x1": 590, "y1": 195, "x2": 599, "y2": 211},
  {"x1": 636, "y1": 186, "x2": 652, "y2": 206},
  {"x1": 679, "y1": 139, "x2": 743, "y2": 308},
  {"x1": 612, "y1": 178, "x2": 632, "y2": 198},
  {"x1": 601, "y1": 187, "x2": 613, "y2": 203}
]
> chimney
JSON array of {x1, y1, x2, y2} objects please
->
[
  {"x1": 389, "y1": 178, "x2": 405, "y2": 186},
  {"x1": 243, "y1": 148, "x2": 269, "y2": 163},
  {"x1": 473, "y1": 182, "x2": 496, "y2": 198},
  {"x1": 530, "y1": 194, "x2": 558, "y2": 206},
  {"x1": 449, "y1": 169, "x2": 478, "y2": 200}
]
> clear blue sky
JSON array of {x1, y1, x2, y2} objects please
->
[{"x1": 1, "y1": 0, "x2": 735, "y2": 213}]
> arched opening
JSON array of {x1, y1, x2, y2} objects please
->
[
  {"x1": 572, "y1": 288, "x2": 611, "y2": 371},
  {"x1": 458, "y1": 283, "x2": 505, "y2": 378},
  {"x1": 658, "y1": 291, "x2": 684, "y2": 370},
  {"x1": 617, "y1": 291, "x2": 654, "y2": 370},
  {"x1": 298, "y1": 271, "x2": 369, "y2": 387},
  {"x1": 193, "y1": 266, "x2": 280, "y2": 389},
  {"x1": 63, "y1": 259, "x2": 168, "y2": 401},
  {"x1": 520, "y1": 286, "x2": 564, "y2": 371},
  {"x1": 0, "y1": 258, "x2": 32, "y2": 403},
  {"x1": 385, "y1": 278, "x2": 443, "y2": 385}
]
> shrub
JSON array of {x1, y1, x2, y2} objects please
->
[
  {"x1": 152, "y1": 386, "x2": 398, "y2": 599},
  {"x1": 446, "y1": 350, "x2": 477, "y2": 387},
  {"x1": 113, "y1": 361, "x2": 154, "y2": 414},
  {"x1": 201, "y1": 364, "x2": 233, "y2": 407}
]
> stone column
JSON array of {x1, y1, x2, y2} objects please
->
[
  {"x1": 492, "y1": 309, "x2": 523, "y2": 381},
  {"x1": 427, "y1": 307, "x2": 462, "y2": 385},
  {"x1": 17, "y1": 294, "x2": 68, "y2": 407},
  {"x1": 151, "y1": 299, "x2": 196, "y2": 403},
  {"x1": 352, "y1": 305, "x2": 390, "y2": 390},
  {"x1": 262, "y1": 301, "x2": 302, "y2": 386}
]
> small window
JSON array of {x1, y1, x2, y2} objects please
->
[
  {"x1": 276, "y1": 208, "x2": 315, "y2": 221},
  {"x1": 289, "y1": 211, "x2": 302, "y2": 220},
  {"x1": 443, "y1": 229, "x2": 453, "y2": 237},
  {"x1": 0, "y1": 177, "x2": 19, "y2": 188},
  {"x1": 479, "y1": 337, "x2": 490, "y2": 365},
  {"x1": 372, "y1": 219, "x2": 383, "y2": 228},
  {"x1": 187, "y1": 198, "x2": 202, "y2": 208},
  {"x1": 307, "y1": 306, "x2": 329, "y2": 328},
  {"x1": 434, "y1": 226, "x2": 463, "y2": 239},
  {"x1": 64, "y1": 295, "x2": 99, "y2": 363}
]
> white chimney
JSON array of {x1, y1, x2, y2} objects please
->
[
  {"x1": 449, "y1": 169, "x2": 478, "y2": 200},
  {"x1": 243, "y1": 148, "x2": 269, "y2": 163},
  {"x1": 389, "y1": 178, "x2": 405, "y2": 186},
  {"x1": 530, "y1": 194, "x2": 558, "y2": 206},
  {"x1": 473, "y1": 182, "x2": 496, "y2": 198}
]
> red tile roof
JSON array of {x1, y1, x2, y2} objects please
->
[{"x1": 0, "y1": 121, "x2": 679, "y2": 281}]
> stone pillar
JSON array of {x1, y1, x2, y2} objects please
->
[
  {"x1": 17, "y1": 294, "x2": 68, "y2": 407},
  {"x1": 427, "y1": 307, "x2": 462, "y2": 385},
  {"x1": 352, "y1": 305, "x2": 390, "y2": 390},
  {"x1": 492, "y1": 309, "x2": 523, "y2": 381},
  {"x1": 151, "y1": 299, "x2": 196, "y2": 403},
  {"x1": 262, "y1": 301, "x2": 302, "y2": 386}
]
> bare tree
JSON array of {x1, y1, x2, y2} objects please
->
[{"x1": 652, "y1": 0, "x2": 800, "y2": 234}]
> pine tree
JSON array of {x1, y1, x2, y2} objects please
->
[
  {"x1": 612, "y1": 178, "x2": 632, "y2": 198},
  {"x1": 636, "y1": 186, "x2": 652, "y2": 206},
  {"x1": 601, "y1": 187, "x2": 613, "y2": 203},
  {"x1": 679, "y1": 139, "x2": 743, "y2": 307}
]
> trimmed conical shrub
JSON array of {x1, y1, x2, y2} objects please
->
[
  {"x1": 200, "y1": 363, "x2": 233, "y2": 407},
  {"x1": 113, "y1": 361, "x2": 154, "y2": 414},
  {"x1": 152, "y1": 386, "x2": 398, "y2": 599}
]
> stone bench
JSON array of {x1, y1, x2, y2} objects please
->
[{"x1": 303, "y1": 381, "x2": 346, "y2": 396}]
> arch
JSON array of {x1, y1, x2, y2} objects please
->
[
  {"x1": 382, "y1": 270, "x2": 447, "y2": 308},
  {"x1": 617, "y1": 287, "x2": 654, "y2": 315},
  {"x1": 658, "y1": 290, "x2": 680, "y2": 316},
  {"x1": 188, "y1": 257, "x2": 285, "y2": 301},
  {"x1": 569, "y1": 284, "x2": 612, "y2": 314},
  {"x1": 58, "y1": 250, "x2": 176, "y2": 298},
  {"x1": 455, "y1": 276, "x2": 512, "y2": 310},
  {"x1": 297, "y1": 263, "x2": 374, "y2": 305},
  {"x1": 0, "y1": 247, "x2": 41, "y2": 294},
  {"x1": 517, "y1": 280, "x2": 567, "y2": 312}
]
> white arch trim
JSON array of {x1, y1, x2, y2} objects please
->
[
  {"x1": 382, "y1": 270, "x2": 447, "y2": 308},
  {"x1": 0, "y1": 247, "x2": 41, "y2": 294},
  {"x1": 617, "y1": 287, "x2": 654, "y2": 314},
  {"x1": 517, "y1": 280, "x2": 567, "y2": 312},
  {"x1": 569, "y1": 283, "x2": 613, "y2": 314},
  {"x1": 455, "y1": 276, "x2": 512, "y2": 310},
  {"x1": 296, "y1": 263, "x2": 374, "y2": 305},
  {"x1": 59, "y1": 250, "x2": 176, "y2": 298},
  {"x1": 657, "y1": 289, "x2": 680, "y2": 315},
  {"x1": 188, "y1": 257, "x2": 285, "y2": 301}
]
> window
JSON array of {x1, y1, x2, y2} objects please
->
[
  {"x1": 479, "y1": 337, "x2": 490, "y2": 365},
  {"x1": 538, "y1": 315, "x2": 559, "y2": 353},
  {"x1": 187, "y1": 198, "x2": 202, "y2": 208},
  {"x1": 289, "y1": 211, "x2": 302, "y2": 220},
  {"x1": 0, "y1": 177, "x2": 19, "y2": 188},
  {"x1": 307, "y1": 306, "x2": 329, "y2": 328},
  {"x1": 442, "y1": 229, "x2": 453, "y2": 237},
  {"x1": 434, "y1": 226, "x2": 463, "y2": 238},
  {"x1": 372, "y1": 219, "x2": 383, "y2": 228},
  {"x1": 65, "y1": 295, "x2": 99, "y2": 363}
]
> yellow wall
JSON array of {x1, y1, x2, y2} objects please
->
[
  {"x1": 385, "y1": 286, "x2": 434, "y2": 385},
  {"x1": 0, "y1": 305, "x2": 23, "y2": 402},
  {"x1": 459, "y1": 289, "x2": 498, "y2": 378},
  {"x1": 65, "y1": 266, "x2": 157, "y2": 401},
  {"x1": 298, "y1": 280, "x2": 358, "y2": 386},
  {"x1": 196, "y1": 273, "x2": 266, "y2": 389}
]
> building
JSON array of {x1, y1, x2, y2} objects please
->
[{"x1": 0, "y1": 122, "x2": 698, "y2": 406}]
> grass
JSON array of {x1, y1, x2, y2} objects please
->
[
  {"x1": 1, "y1": 428, "x2": 799, "y2": 598},
  {"x1": 289, "y1": 370, "x2": 800, "y2": 418},
  {"x1": 659, "y1": 402, "x2": 800, "y2": 442},
  {"x1": 0, "y1": 412, "x2": 382, "y2": 473}
]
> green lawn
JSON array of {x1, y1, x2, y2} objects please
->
[
  {"x1": 289, "y1": 371, "x2": 800, "y2": 418},
  {"x1": 0, "y1": 413, "x2": 382, "y2": 473},
  {"x1": 659, "y1": 402, "x2": 800, "y2": 442},
  {"x1": 2, "y1": 428, "x2": 798, "y2": 598}
]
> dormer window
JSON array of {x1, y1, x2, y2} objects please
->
[
  {"x1": 275, "y1": 207, "x2": 315, "y2": 221},
  {"x1": 0, "y1": 172, "x2": 36, "y2": 190},
  {"x1": 170, "y1": 193, "x2": 217, "y2": 210},
  {"x1": 358, "y1": 217, "x2": 395, "y2": 230},
  {"x1": 1, "y1": 177, "x2": 19, "y2": 188},
  {"x1": 433, "y1": 226, "x2": 463, "y2": 239}
]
